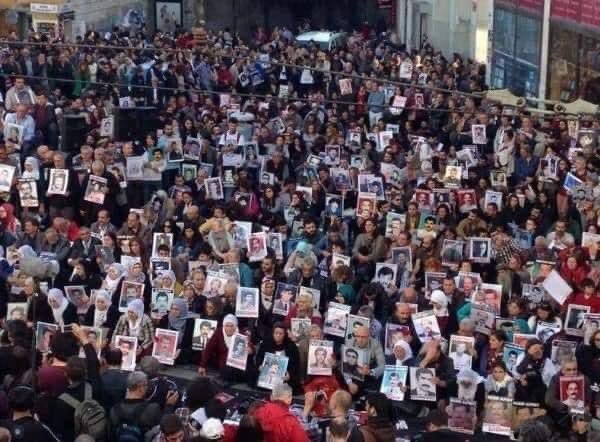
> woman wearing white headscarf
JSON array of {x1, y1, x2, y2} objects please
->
[
  {"x1": 198, "y1": 314, "x2": 255, "y2": 382},
  {"x1": 430, "y1": 289, "x2": 456, "y2": 337},
  {"x1": 21, "y1": 157, "x2": 40, "y2": 180},
  {"x1": 112, "y1": 298, "x2": 154, "y2": 356},
  {"x1": 47, "y1": 288, "x2": 78, "y2": 326},
  {"x1": 386, "y1": 338, "x2": 415, "y2": 366},
  {"x1": 83, "y1": 288, "x2": 120, "y2": 333},
  {"x1": 103, "y1": 263, "x2": 127, "y2": 295}
]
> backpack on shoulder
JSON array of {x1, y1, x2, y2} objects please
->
[
  {"x1": 59, "y1": 383, "x2": 108, "y2": 441},
  {"x1": 113, "y1": 402, "x2": 148, "y2": 442}
]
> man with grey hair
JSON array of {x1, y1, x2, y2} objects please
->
[
  {"x1": 109, "y1": 371, "x2": 162, "y2": 440},
  {"x1": 253, "y1": 383, "x2": 309, "y2": 442},
  {"x1": 140, "y1": 356, "x2": 179, "y2": 410}
]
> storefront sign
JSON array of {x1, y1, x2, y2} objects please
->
[{"x1": 30, "y1": 3, "x2": 59, "y2": 13}]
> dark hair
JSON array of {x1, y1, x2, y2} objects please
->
[
  {"x1": 160, "y1": 414, "x2": 183, "y2": 436},
  {"x1": 8, "y1": 386, "x2": 35, "y2": 412},
  {"x1": 105, "y1": 348, "x2": 123, "y2": 366},
  {"x1": 49, "y1": 332, "x2": 80, "y2": 362},
  {"x1": 365, "y1": 392, "x2": 392, "y2": 420},
  {"x1": 235, "y1": 415, "x2": 264, "y2": 442},
  {"x1": 65, "y1": 356, "x2": 86, "y2": 382},
  {"x1": 185, "y1": 377, "x2": 217, "y2": 410},
  {"x1": 490, "y1": 330, "x2": 508, "y2": 343},
  {"x1": 205, "y1": 398, "x2": 227, "y2": 421}
]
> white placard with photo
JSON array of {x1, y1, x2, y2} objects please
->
[
  {"x1": 324, "y1": 302, "x2": 352, "y2": 338},
  {"x1": 235, "y1": 287, "x2": 259, "y2": 318},
  {"x1": 226, "y1": 333, "x2": 249, "y2": 370},
  {"x1": 258, "y1": 352, "x2": 289, "y2": 390},
  {"x1": 409, "y1": 367, "x2": 436, "y2": 401},
  {"x1": 152, "y1": 328, "x2": 179, "y2": 365},
  {"x1": 307, "y1": 339, "x2": 334, "y2": 376},
  {"x1": 115, "y1": 335, "x2": 138, "y2": 371}
]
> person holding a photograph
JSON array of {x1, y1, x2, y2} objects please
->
[
  {"x1": 344, "y1": 325, "x2": 385, "y2": 395},
  {"x1": 412, "y1": 341, "x2": 456, "y2": 403},
  {"x1": 4, "y1": 104, "x2": 35, "y2": 153},
  {"x1": 198, "y1": 314, "x2": 255, "y2": 383},
  {"x1": 83, "y1": 289, "x2": 120, "y2": 331},
  {"x1": 157, "y1": 298, "x2": 195, "y2": 364},
  {"x1": 47, "y1": 288, "x2": 78, "y2": 326},
  {"x1": 546, "y1": 359, "x2": 590, "y2": 414},
  {"x1": 256, "y1": 322, "x2": 301, "y2": 392},
  {"x1": 112, "y1": 299, "x2": 154, "y2": 357}
]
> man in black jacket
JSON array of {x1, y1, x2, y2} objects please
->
[{"x1": 0, "y1": 386, "x2": 59, "y2": 441}]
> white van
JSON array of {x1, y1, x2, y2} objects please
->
[{"x1": 295, "y1": 31, "x2": 346, "y2": 51}]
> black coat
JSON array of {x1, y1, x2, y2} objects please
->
[{"x1": 83, "y1": 304, "x2": 121, "y2": 338}]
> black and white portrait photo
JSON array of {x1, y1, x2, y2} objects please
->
[{"x1": 469, "y1": 237, "x2": 491, "y2": 262}]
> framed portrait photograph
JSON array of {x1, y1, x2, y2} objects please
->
[
  {"x1": 484, "y1": 190, "x2": 503, "y2": 210},
  {"x1": 559, "y1": 375, "x2": 585, "y2": 411},
  {"x1": 345, "y1": 314, "x2": 371, "y2": 344},
  {"x1": 235, "y1": 287, "x2": 259, "y2": 318},
  {"x1": 152, "y1": 328, "x2": 179, "y2": 365},
  {"x1": 18, "y1": 179, "x2": 38, "y2": 207},
  {"x1": 0, "y1": 164, "x2": 15, "y2": 193},
  {"x1": 471, "y1": 124, "x2": 487, "y2": 145},
  {"x1": 456, "y1": 189, "x2": 477, "y2": 213},
  {"x1": 565, "y1": 304, "x2": 591, "y2": 337},
  {"x1": 115, "y1": 335, "x2": 138, "y2": 371},
  {"x1": 468, "y1": 237, "x2": 492, "y2": 263},
  {"x1": 84, "y1": 175, "x2": 108, "y2": 205},
  {"x1": 448, "y1": 399, "x2": 477, "y2": 435},
  {"x1": 441, "y1": 240, "x2": 464, "y2": 267},
  {"x1": 247, "y1": 232, "x2": 268, "y2": 262},
  {"x1": 307, "y1": 339, "x2": 334, "y2": 376},
  {"x1": 4, "y1": 123, "x2": 24, "y2": 147},
  {"x1": 64, "y1": 285, "x2": 90, "y2": 314},
  {"x1": 449, "y1": 335, "x2": 475, "y2": 372},
  {"x1": 6, "y1": 302, "x2": 27, "y2": 322},
  {"x1": 192, "y1": 319, "x2": 217, "y2": 351},
  {"x1": 341, "y1": 345, "x2": 368, "y2": 381},
  {"x1": 267, "y1": 232, "x2": 283, "y2": 260},
  {"x1": 205, "y1": 177, "x2": 224, "y2": 200},
  {"x1": 226, "y1": 333, "x2": 249, "y2": 370},
  {"x1": 203, "y1": 273, "x2": 227, "y2": 298},
  {"x1": 409, "y1": 367, "x2": 436, "y2": 401},
  {"x1": 151, "y1": 288, "x2": 174, "y2": 318},
  {"x1": 373, "y1": 263, "x2": 398, "y2": 291},
  {"x1": 272, "y1": 282, "x2": 298, "y2": 316},
  {"x1": 118, "y1": 281, "x2": 145, "y2": 312},
  {"x1": 323, "y1": 302, "x2": 351, "y2": 338},
  {"x1": 471, "y1": 305, "x2": 496, "y2": 335},
  {"x1": 380, "y1": 365, "x2": 408, "y2": 401},
  {"x1": 412, "y1": 311, "x2": 441, "y2": 343},
  {"x1": 299, "y1": 286, "x2": 320, "y2": 311},
  {"x1": 47, "y1": 168, "x2": 69, "y2": 195},
  {"x1": 126, "y1": 156, "x2": 144, "y2": 180},
  {"x1": 384, "y1": 323, "x2": 410, "y2": 356},
  {"x1": 355, "y1": 192, "x2": 377, "y2": 219},
  {"x1": 325, "y1": 194, "x2": 343, "y2": 217},
  {"x1": 490, "y1": 169, "x2": 508, "y2": 188},
  {"x1": 258, "y1": 352, "x2": 289, "y2": 390},
  {"x1": 391, "y1": 246, "x2": 412, "y2": 272},
  {"x1": 291, "y1": 318, "x2": 312, "y2": 341},
  {"x1": 36, "y1": 322, "x2": 58, "y2": 353},
  {"x1": 151, "y1": 232, "x2": 173, "y2": 259},
  {"x1": 483, "y1": 396, "x2": 513, "y2": 436}
]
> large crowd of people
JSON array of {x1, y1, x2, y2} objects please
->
[{"x1": 0, "y1": 19, "x2": 596, "y2": 442}]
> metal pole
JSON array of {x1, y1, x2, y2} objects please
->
[{"x1": 538, "y1": 0, "x2": 551, "y2": 105}]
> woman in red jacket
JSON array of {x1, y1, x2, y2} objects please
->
[
  {"x1": 198, "y1": 314, "x2": 255, "y2": 383},
  {"x1": 559, "y1": 247, "x2": 590, "y2": 292}
]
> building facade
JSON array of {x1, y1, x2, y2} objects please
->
[{"x1": 490, "y1": 0, "x2": 600, "y2": 103}]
